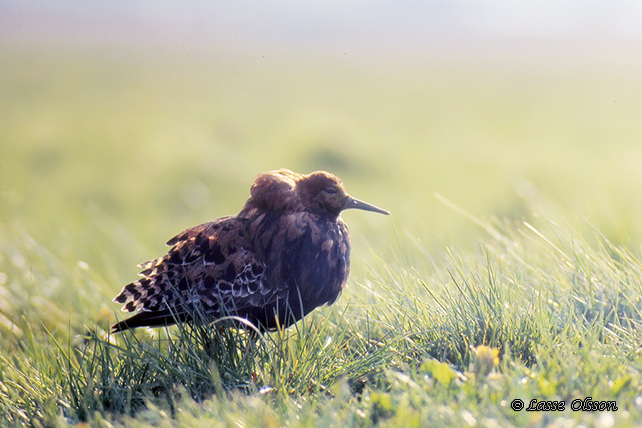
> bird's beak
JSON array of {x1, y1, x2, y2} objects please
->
[{"x1": 343, "y1": 196, "x2": 390, "y2": 215}]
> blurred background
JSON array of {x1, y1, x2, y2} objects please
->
[{"x1": 2, "y1": 1, "x2": 642, "y2": 307}]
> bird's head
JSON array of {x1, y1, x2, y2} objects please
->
[{"x1": 298, "y1": 171, "x2": 390, "y2": 218}]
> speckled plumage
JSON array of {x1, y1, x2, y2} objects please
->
[{"x1": 112, "y1": 169, "x2": 388, "y2": 333}]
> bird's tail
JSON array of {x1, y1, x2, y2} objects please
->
[{"x1": 111, "y1": 309, "x2": 190, "y2": 333}]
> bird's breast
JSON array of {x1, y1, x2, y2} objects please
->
[
  {"x1": 291, "y1": 218, "x2": 350, "y2": 312},
  {"x1": 254, "y1": 212, "x2": 351, "y2": 315}
]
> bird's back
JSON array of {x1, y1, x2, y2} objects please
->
[{"x1": 113, "y1": 216, "x2": 272, "y2": 329}]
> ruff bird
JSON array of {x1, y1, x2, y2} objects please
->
[{"x1": 112, "y1": 169, "x2": 388, "y2": 333}]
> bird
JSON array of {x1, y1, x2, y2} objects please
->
[{"x1": 111, "y1": 169, "x2": 389, "y2": 333}]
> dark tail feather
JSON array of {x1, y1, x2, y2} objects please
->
[{"x1": 111, "y1": 310, "x2": 190, "y2": 333}]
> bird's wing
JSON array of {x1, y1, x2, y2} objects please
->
[{"x1": 112, "y1": 216, "x2": 285, "y2": 331}]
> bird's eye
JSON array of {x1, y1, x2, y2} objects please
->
[{"x1": 324, "y1": 186, "x2": 338, "y2": 194}]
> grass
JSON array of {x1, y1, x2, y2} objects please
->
[
  {"x1": 1, "y1": 46, "x2": 642, "y2": 426},
  {"x1": 2, "y1": 208, "x2": 641, "y2": 427}
]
